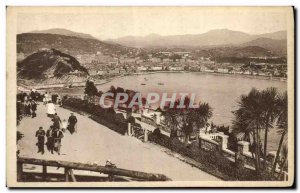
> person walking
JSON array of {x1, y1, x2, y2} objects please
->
[
  {"x1": 43, "y1": 96, "x2": 47, "y2": 105},
  {"x1": 48, "y1": 92, "x2": 52, "y2": 102},
  {"x1": 57, "y1": 95, "x2": 62, "y2": 107},
  {"x1": 35, "y1": 127, "x2": 45, "y2": 154},
  {"x1": 24, "y1": 101, "x2": 31, "y2": 117},
  {"x1": 24, "y1": 94, "x2": 29, "y2": 103},
  {"x1": 31, "y1": 100, "x2": 37, "y2": 118},
  {"x1": 46, "y1": 101, "x2": 56, "y2": 118},
  {"x1": 45, "y1": 92, "x2": 52, "y2": 104},
  {"x1": 68, "y1": 113, "x2": 78, "y2": 134},
  {"x1": 61, "y1": 119, "x2": 68, "y2": 133},
  {"x1": 53, "y1": 127, "x2": 64, "y2": 155},
  {"x1": 52, "y1": 93, "x2": 59, "y2": 104},
  {"x1": 17, "y1": 91, "x2": 24, "y2": 103},
  {"x1": 52, "y1": 113, "x2": 61, "y2": 129},
  {"x1": 46, "y1": 126, "x2": 54, "y2": 154},
  {"x1": 30, "y1": 89, "x2": 36, "y2": 102}
]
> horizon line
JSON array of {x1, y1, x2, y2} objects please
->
[{"x1": 17, "y1": 27, "x2": 287, "y2": 40}]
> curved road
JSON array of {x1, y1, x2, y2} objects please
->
[{"x1": 17, "y1": 103, "x2": 220, "y2": 181}]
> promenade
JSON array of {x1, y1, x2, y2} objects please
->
[{"x1": 17, "y1": 103, "x2": 220, "y2": 181}]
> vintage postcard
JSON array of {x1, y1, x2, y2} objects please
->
[{"x1": 7, "y1": 6, "x2": 294, "y2": 187}]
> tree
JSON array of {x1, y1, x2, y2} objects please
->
[
  {"x1": 163, "y1": 98, "x2": 212, "y2": 147},
  {"x1": 84, "y1": 80, "x2": 98, "y2": 97},
  {"x1": 109, "y1": 86, "x2": 116, "y2": 97},
  {"x1": 232, "y1": 88, "x2": 266, "y2": 174},
  {"x1": 180, "y1": 110, "x2": 193, "y2": 146},
  {"x1": 163, "y1": 104, "x2": 180, "y2": 138},
  {"x1": 260, "y1": 87, "x2": 279, "y2": 169},
  {"x1": 272, "y1": 91, "x2": 288, "y2": 176},
  {"x1": 277, "y1": 142, "x2": 288, "y2": 180},
  {"x1": 233, "y1": 87, "x2": 284, "y2": 177},
  {"x1": 189, "y1": 102, "x2": 212, "y2": 145}
]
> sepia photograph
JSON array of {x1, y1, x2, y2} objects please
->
[{"x1": 6, "y1": 6, "x2": 294, "y2": 187}]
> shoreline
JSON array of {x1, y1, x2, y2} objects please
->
[
  {"x1": 128, "y1": 70, "x2": 287, "y2": 82},
  {"x1": 19, "y1": 70, "x2": 286, "y2": 90}
]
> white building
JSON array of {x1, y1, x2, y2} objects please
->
[
  {"x1": 204, "y1": 69, "x2": 214, "y2": 73},
  {"x1": 151, "y1": 66, "x2": 163, "y2": 71},
  {"x1": 170, "y1": 66, "x2": 184, "y2": 71},
  {"x1": 243, "y1": 71, "x2": 251, "y2": 75},
  {"x1": 137, "y1": 66, "x2": 147, "y2": 71},
  {"x1": 217, "y1": 68, "x2": 229, "y2": 73}
]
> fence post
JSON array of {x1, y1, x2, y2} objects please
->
[
  {"x1": 216, "y1": 137, "x2": 223, "y2": 157},
  {"x1": 144, "y1": 128, "x2": 148, "y2": 142},
  {"x1": 235, "y1": 142, "x2": 246, "y2": 169},
  {"x1": 199, "y1": 136, "x2": 202, "y2": 149},
  {"x1": 69, "y1": 169, "x2": 77, "y2": 182},
  {"x1": 42, "y1": 165, "x2": 47, "y2": 181},
  {"x1": 17, "y1": 162, "x2": 23, "y2": 181},
  {"x1": 221, "y1": 135, "x2": 229, "y2": 149},
  {"x1": 128, "y1": 123, "x2": 132, "y2": 136},
  {"x1": 65, "y1": 168, "x2": 70, "y2": 182}
]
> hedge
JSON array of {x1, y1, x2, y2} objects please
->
[
  {"x1": 62, "y1": 97, "x2": 127, "y2": 135},
  {"x1": 148, "y1": 133, "x2": 259, "y2": 181}
]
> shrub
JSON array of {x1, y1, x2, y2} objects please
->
[
  {"x1": 148, "y1": 132, "x2": 258, "y2": 181},
  {"x1": 62, "y1": 98, "x2": 127, "y2": 135}
]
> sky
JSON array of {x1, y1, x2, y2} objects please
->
[{"x1": 16, "y1": 7, "x2": 288, "y2": 40}]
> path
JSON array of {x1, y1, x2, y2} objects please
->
[{"x1": 17, "y1": 103, "x2": 220, "y2": 181}]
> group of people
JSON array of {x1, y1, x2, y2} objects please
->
[
  {"x1": 17, "y1": 90, "x2": 39, "y2": 119},
  {"x1": 35, "y1": 123, "x2": 64, "y2": 155},
  {"x1": 18, "y1": 89, "x2": 79, "y2": 156},
  {"x1": 43, "y1": 92, "x2": 62, "y2": 106},
  {"x1": 35, "y1": 109, "x2": 78, "y2": 155}
]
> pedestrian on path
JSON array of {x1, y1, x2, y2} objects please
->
[
  {"x1": 24, "y1": 101, "x2": 31, "y2": 117},
  {"x1": 30, "y1": 89, "x2": 36, "y2": 102},
  {"x1": 46, "y1": 101, "x2": 56, "y2": 118},
  {"x1": 31, "y1": 100, "x2": 37, "y2": 118},
  {"x1": 57, "y1": 95, "x2": 62, "y2": 107},
  {"x1": 67, "y1": 113, "x2": 78, "y2": 134},
  {"x1": 52, "y1": 113, "x2": 61, "y2": 129},
  {"x1": 43, "y1": 96, "x2": 47, "y2": 105},
  {"x1": 46, "y1": 126, "x2": 54, "y2": 154},
  {"x1": 61, "y1": 119, "x2": 68, "y2": 133},
  {"x1": 53, "y1": 127, "x2": 64, "y2": 155},
  {"x1": 35, "y1": 127, "x2": 45, "y2": 154}
]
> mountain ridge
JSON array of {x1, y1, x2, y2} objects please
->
[
  {"x1": 107, "y1": 29, "x2": 287, "y2": 55},
  {"x1": 17, "y1": 33, "x2": 137, "y2": 57}
]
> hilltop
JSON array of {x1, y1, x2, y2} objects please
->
[
  {"x1": 18, "y1": 49, "x2": 88, "y2": 84},
  {"x1": 30, "y1": 28, "x2": 97, "y2": 39}
]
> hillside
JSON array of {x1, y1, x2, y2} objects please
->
[
  {"x1": 17, "y1": 33, "x2": 137, "y2": 58},
  {"x1": 30, "y1": 28, "x2": 97, "y2": 39},
  {"x1": 240, "y1": 38, "x2": 287, "y2": 56},
  {"x1": 253, "y1": 30, "x2": 287, "y2": 40},
  {"x1": 18, "y1": 49, "x2": 88, "y2": 81},
  {"x1": 193, "y1": 46, "x2": 275, "y2": 58}
]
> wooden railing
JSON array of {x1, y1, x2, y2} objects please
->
[{"x1": 17, "y1": 157, "x2": 169, "y2": 182}]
